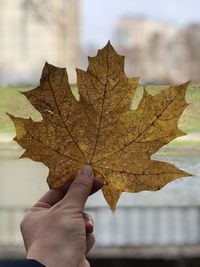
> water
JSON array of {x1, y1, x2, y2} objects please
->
[
  {"x1": 0, "y1": 151, "x2": 199, "y2": 248},
  {"x1": 0, "y1": 151, "x2": 199, "y2": 207},
  {"x1": 87, "y1": 153, "x2": 200, "y2": 207}
]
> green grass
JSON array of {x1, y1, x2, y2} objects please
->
[
  {"x1": 0, "y1": 84, "x2": 200, "y2": 136},
  {"x1": 0, "y1": 87, "x2": 33, "y2": 132},
  {"x1": 132, "y1": 84, "x2": 200, "y2": 133},
  {"x1": 0, "y1": 84, "x2": 199, "y2": 159}
]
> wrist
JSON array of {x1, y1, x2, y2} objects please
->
[{"x1": 26, "y1": 240, "x2": 78, "y2": 267}]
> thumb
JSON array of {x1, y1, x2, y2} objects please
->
[{"x1": 61, "y1": 165, "x2": 94, "y2": 211}]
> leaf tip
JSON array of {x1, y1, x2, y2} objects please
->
[
  {"x1": 111, "y1": 206, "x2": 116, "y2": 213},
  {"x1": 104, "y1": 40, "x2": 111, "y2": 48},
  {"x1": 76, "y1": 68, "x2": 84, "y2": 75},
  {"x1": 41, "y1": 62, "x2": 62, "y2": 82},
  {"x1": 184, "y1": 170, "x2": 193, "y2": 177},
  {"x1": 177, "y1": 81, "x2": 191, "y2": 94},
  {"x1": 6, "y1": 112, "x2": 15, "y2": 121},
  {"x1": 102, "y1": 40, "x2": 115, "y2": 52},
  {"x1": 183, "y1": 80, "x2": 191, "y2": 87}
]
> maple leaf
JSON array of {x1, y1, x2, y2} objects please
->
[{"x1": 9, "y1": 42, "x2": 191, "y2": 210}]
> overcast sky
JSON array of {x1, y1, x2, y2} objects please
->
[{"x1": 81, "y1": 0, "x2": 200, "y2": 47}]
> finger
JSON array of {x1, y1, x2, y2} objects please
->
[
  {"x1": 83, "y1": 212, "x2": 94, "y2": 234},
  {"x1": 85, "y1": 233, "x2": 95, "y2": 255},
  {"x1": 33, "y1": 175, "x2": 104, "y2": 208},
  {"x1": 61, "y1": 165, "x2": 94, "y2": 210},
  {"x1": 33, "y1": 182, "x2": 71, "y2": 208},
  {"x1": 79, "y1": 258, "x2": 90, "y2": 267}
]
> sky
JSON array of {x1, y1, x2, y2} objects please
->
[{"x1": 81, "y1": 0, "x2": 200, "y2": 47}]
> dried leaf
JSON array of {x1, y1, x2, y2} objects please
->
[{"x1": 9, "y1": 42, "x2": 191, "y2": 210}]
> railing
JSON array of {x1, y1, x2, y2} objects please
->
[
  {"x1": 0, "y1": 206, "x2": 200, "y2": 258},
  {"x1": 0, "y1": 207, "x2": 27, "y2": 247},
  {"x1": 86, "y1": 206, "x2": 200, "y2": 246}
]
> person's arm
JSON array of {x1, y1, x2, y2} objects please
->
[
  {"x1": 0, "y1": 259, "x2": 44, "y2": 266},
  {"x1": 20, "y1": 165, "x2": 103, "y2": 267}
]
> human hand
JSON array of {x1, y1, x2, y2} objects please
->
[{"x1": 21, "y1": 165, "x2": 104, "y2": 267}]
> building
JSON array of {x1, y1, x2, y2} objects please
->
[
  {"x1": 0, "y1": 0, "x2": 80, "y2": 85},
  {"x1": 186, "y1": 24, "x2": 200, "y2": 83},
  {"x1": 115, "y1": 17, "x2": 200, "y2": 84}
]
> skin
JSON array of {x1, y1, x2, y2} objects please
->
[{"x1": 21, "y1": 165, "x2": 104, "y2": 267}]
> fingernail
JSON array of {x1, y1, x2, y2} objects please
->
[
  {"x1": 81, "y1": 165, "x2": 93, "y2": 175},
  {"x1": 96, "y1": 177, "x2": 106, "y2": 186},
  {"x1": 87, "y1": 216, "x2": 93, "y2": 223},
  {"x1": 88, "y1": 219, "x2": 93, "y2": 226}
]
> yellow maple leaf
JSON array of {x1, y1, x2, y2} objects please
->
[{"x1": 9, "y1": 42, "x2": 191, "y2": 210}]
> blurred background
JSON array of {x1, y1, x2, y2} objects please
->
[{"x1": 0, "y1": 0, "x2": 200, "y2": 266}]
